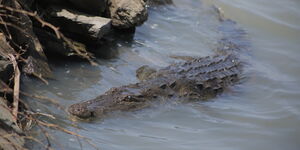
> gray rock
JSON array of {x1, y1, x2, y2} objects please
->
[
  {"x1": 0, "y1": 98, "x2": 24, "y2": 150},
  {"x1": 22, "y1": 56, "x2": 54, "y2": 79},
  {"x1": 48, "y1": 7, "x2": 112, "y2": 41},
  {"x1": 0, "y1": 125, "x2": 25, "y2": 150},
  {"x1": 0, "y1": 98, "x2": 22, "y2": 133},
  {"x1": 107, "y1": 0, "x2": 148, "y2": 29}
]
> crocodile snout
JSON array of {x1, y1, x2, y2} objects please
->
[{"x1": 68, "y1": 103, "x2": 95, "y2": 118}]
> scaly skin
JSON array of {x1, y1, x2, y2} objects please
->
[
  {"x1": 68, "y1": 53, "x2": 242, "y2": 118},
  {"x1": 68, "y1": 19, "x2": 249, "y2": 119}
]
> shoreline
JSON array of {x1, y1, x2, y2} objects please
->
[{"x1": 0, "y1": 0, "x2": 173, "y2": 149}]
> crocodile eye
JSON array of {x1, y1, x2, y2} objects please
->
[
  {"x1": 90, "y1": 112, "x2": 94, "y2": 117},
  {"x1": 213, "y1": 88, "x2": 223, "y2": 93},
  {"x1": 137, "y1": 95, "x2": 144, "y2": 98},
  {"x1": 169, "y1": 81, "x2": 176, "y2": 88},
  {"x1": 197, "y1": 84, "x2": 203, "y2": 90},
  {"x1": 160, "y1": 84, "x2": 167, "y2": 89}
]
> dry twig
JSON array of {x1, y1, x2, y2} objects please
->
[
  {"x1": 0, "y1": 4, "x2": 101, "y2": 149},
  {"x1": 8, "y1": 53, "x2": 20, "y2": 123},
  {"x1": 0, "y1": 4, "x2": 97, "y2": 65}
]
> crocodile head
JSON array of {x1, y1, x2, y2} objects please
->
[{"x1": 68, "y1": 92, "x2": 148, "y2": 119}]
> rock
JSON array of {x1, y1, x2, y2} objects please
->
[
  {"x1": 18, "y1": 0, "x2": 35, "y2": 9},
  {"x1": 0, "y1": 33, "x2": 14, "y2": 83},
  {"x1": 107, "y1": 0, "x2": 148, "y2": 29},
  {"x1": 22, "y1": 56, "x2": 53, "y2": 79},
  {"x1": 0, "y1": 98, "x2": 22, "y2": 133},
  {"x1": 146, "y1": 0, "x2": 173, "y2": 6},
  {"x1": 67, "y1": 0, "x2": 107, "y2": 15},
  {"x1": 47, "y1": 7, "x2": 112, "y2": 42},
  {"x1": 0, "y1": 33, "x2": 16, "y2": 59},
  {"x1": 33, "y1": 27, "x2": 71, "y2": 56},
  {"x1": 0, "y1": 80, "x2": 11, "y2": 93},
  {"x1": 0, "y1": 124, "x2": 25, "y2": 150},
  {"x1": 35, "y1": 0, "x2": 65, "y2": 5},
  {"x1": 0, "y1": 98, "x2": 25, "y2": 150},
  {"x1": 35, "y1": 0, "x2": 107, "y2": 15},
  {"x1": 0, "y1": 60, "x2": 13, "y2": 83},
  {"x1": 0, "y1": 97, "x2": 24, "y2": 150},
  {"x1": 1, "y1": 0, "x2": 53, "y2": 79},
  {"x1": 33, "y1": 27, "x2": 89, "y2": 58}
]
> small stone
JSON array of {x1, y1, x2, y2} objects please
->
[{"x1": 107, "y1": 0, "x2": 148, "y2": 29}]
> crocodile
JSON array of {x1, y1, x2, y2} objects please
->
[{"x1": 68, "y1": 17, "x2": 249, "y2": 119}]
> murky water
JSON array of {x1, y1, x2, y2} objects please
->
[{"x1": 24, "y1": 0, "x2": 300, "y2": 149}]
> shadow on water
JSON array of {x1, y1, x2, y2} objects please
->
[{"x1": 89, "y1": 28, "x2": 136, "y2": 59}]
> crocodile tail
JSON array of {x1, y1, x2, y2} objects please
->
[{"x1": 217, "y1": 19, "x2": 250, "y2": 55}]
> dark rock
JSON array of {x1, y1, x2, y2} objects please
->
[
  {"x1": 35, "y1": 0, "x2": 107, "y2": 15},
  {"x1": 67, "y1": 0, "x2": 107, "y2": 15},
  {"x1": 22, "y1": 56, "x2": 53, "y2": 79},
  {"x1": 0, "y1": 60, "x2": 13, "y2": 83},
  {"x1": 33, "y1": 27, "x2": 71, "y2": 56},
  {"x1": 0, "y1": 33, "x2": 14, "y2": 83},
  {"x1": 33, "y1": 27, "x2": 88, "y2": 58},
  {"x1": 107, "y1": 0, "x2": 148, "y2": 29},
  {"x1": 18, "y1": 0, "x2": 35, "y2": 9},
  {"x1": 146, "y1": 0, "x2": 173, "y2": 6},
  {"x1": 1, "y1": 0, "x2": 53, "y2": 79},
  {"x1": 35, "y1": 0, "x2": 65, "y2": 5}
]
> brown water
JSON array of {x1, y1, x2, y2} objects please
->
[{"x1": 24, "y1": 0, "x2": 300, "y2": 149}]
